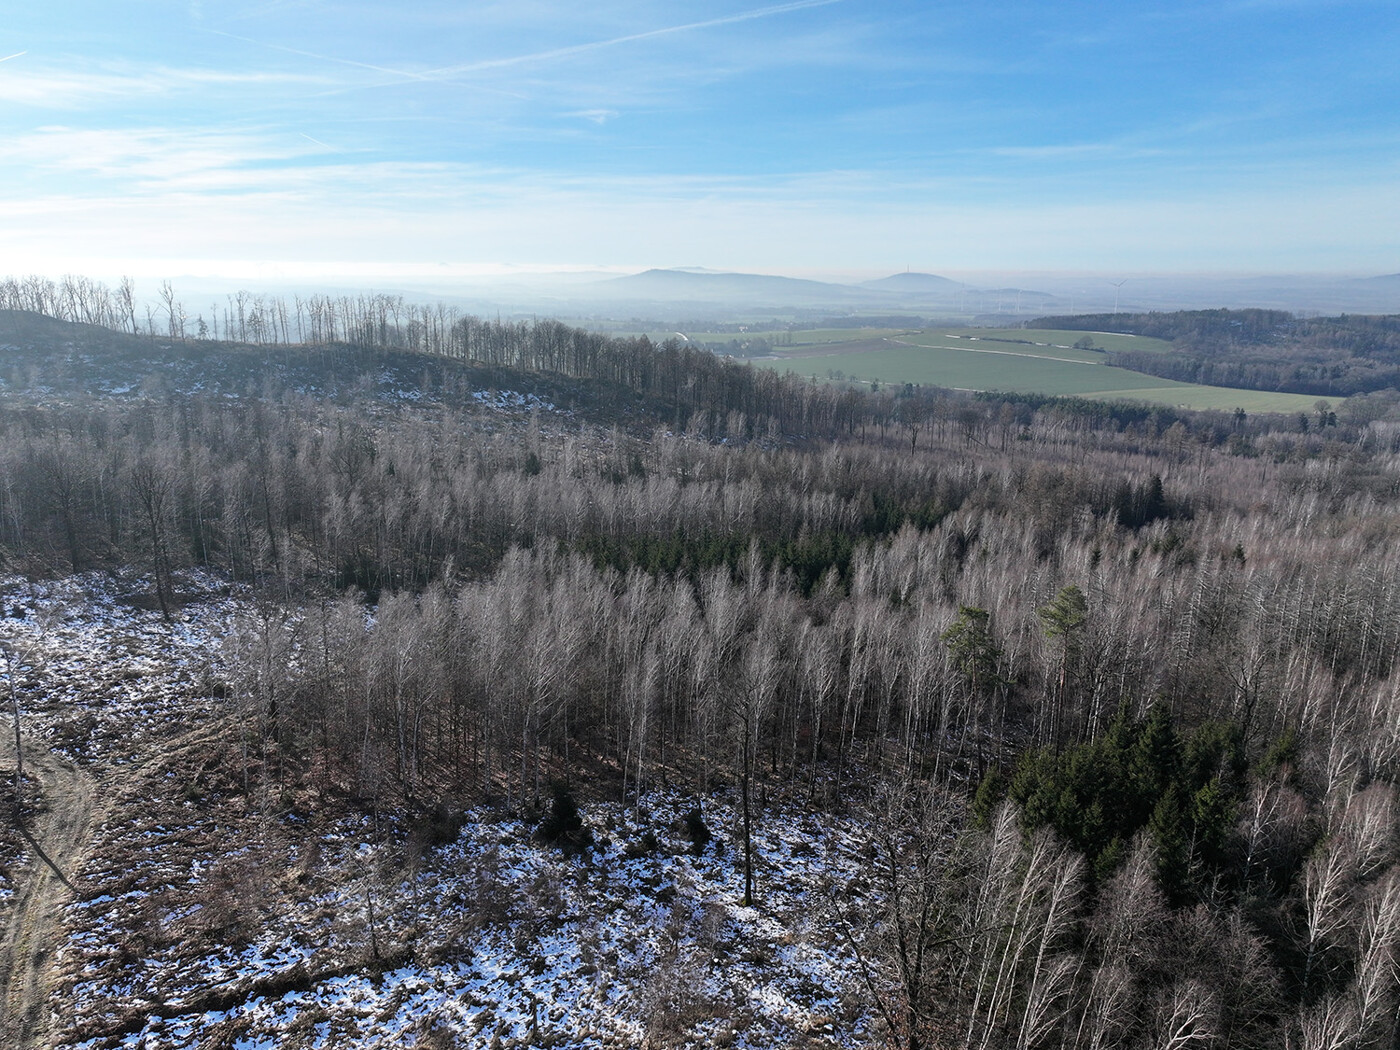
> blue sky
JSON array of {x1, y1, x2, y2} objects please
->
[{"x1": 2, "y1": 0, "x2": 1397, "y2": 281}]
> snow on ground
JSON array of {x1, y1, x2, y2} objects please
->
[
  {"x1": 51, "y1": 785, "x2": 876, "y2": 1049},
  {"x1": 1, "y1": 572, "x2": 879, "y2": 1049},
  {"x1": 0, "y1": 568, "x2": 247, "y2": 761},
  {"x1": 470, "y1": 389, "x2": 559, "y2": 413}
]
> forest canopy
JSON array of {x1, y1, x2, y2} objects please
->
[
  {"x1": 2, "y1": 286, "x2": 1399, "y2": 1050},
  {"x1": 1036, "y1": 309, "x2": 1400, "y2": 397}
]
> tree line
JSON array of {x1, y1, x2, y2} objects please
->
[{"x1": 1038, "y1": 309, "x2": 1400, "y2": 398}]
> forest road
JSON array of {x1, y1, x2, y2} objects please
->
[
  {"x1": 0, "y1": 746, "x2": 96, "y2": 1050},
  {"x1": 0, "y1": 718, "x2": 233, "y2": 1049}
]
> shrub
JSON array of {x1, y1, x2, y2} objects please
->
[
  {"x1": 682, "y1": 807, "x2": 712, "y2": 855},
  {"x1": 624, "y1": 828, "x2": 660, "y2": 859},
  {"x1": 408, "y1": 804, "x2": 464, "y2": 852},
  {"x1": 536, "y1": 781, "x2": 592, "y2": 852}
]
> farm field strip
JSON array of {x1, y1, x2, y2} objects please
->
[
  {"x1": 885, "y1": 336, "x2": 1097, "y2": 365},
  {"x1": 755, "y1": 344, "x2": 1157, "y2": 396},
  {"x1": 1069, "y1": 385, "x2": 1324, "y2": 412},
  {"x1": 929, "y1": 328, "x2": 1176, "y2": 355},
  {"x1": 748, "y1": 326, "x2": 1322, "y2": 412}
]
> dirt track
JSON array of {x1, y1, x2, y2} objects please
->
[
  {"x1": 1, "y1": 717, "x2": 237, "y2": 1050},
  {"x1": 0, "y1": 747, "x2": 96, "y2": 1050}
]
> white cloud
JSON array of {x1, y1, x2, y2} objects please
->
[
  {"x1": 1, "y1": 126, "x2": 326, "y2": 187},
  {"x1": 565, "y1": 109, "x2": 618, "y2": 125},
  {"x1": 0, "y1": 63, "x2": 332, "y2": 108},
  {"x1": 2, "y1": 153, "x2": 1398, "y2": 278}
]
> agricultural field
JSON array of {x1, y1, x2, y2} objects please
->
[
  {"x1": 929, "y1": 328, "x2": 1177, "y2": 356},
  {"x1": 750, "y1": 327, "x2": 1324, "y2": 413},
  {"x1": 624, "y1": 327, "x2": 916, "y2": 349}
]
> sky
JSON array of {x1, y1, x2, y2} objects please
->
[{"x1": 2, "y1": 0, "x2": 1398, "y2": 283}]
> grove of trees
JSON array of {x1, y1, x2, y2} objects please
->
[{"x1": 1040, "y1": 309, "x2": 1400, "y2": 398}]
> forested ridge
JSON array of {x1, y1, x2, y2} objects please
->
[
  {"x1": 1037, "y1": 309, "x2": 1400, "y2": 399},
  {"x1": 3, "y1": 290, "x2": 1400, "y2": 1050}
]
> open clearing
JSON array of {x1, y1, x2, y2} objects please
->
[
  {"x1": 0, "y1": 571, "x2": 875, "y2": 1049},
  {"x1": 750, "y1": 326, "x2": 1324, "y2": 413}
]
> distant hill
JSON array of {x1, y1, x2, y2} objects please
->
[
  {"x1": 590, "y1": 268, "x2": 978, "y2": 313},
  {"x1": 0, "y1": 309, "x2": 579, "y2": 410},
  {"x1": 594, "y1": 269, "x2": 863, "y2": 304},
  {"x1": 860, "y1": 272, "x2": 961, "y2": 291},
  {"x1": 0, "y1": 308, "x2": 119, "y2": 345}
]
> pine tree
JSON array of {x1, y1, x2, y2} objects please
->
[
  {"x1": 1149, "y1": 786, "x2": 1191, "y2": 904},
  {"x1": 538, "y1": 781, "x2": 592, "y2": 852}
]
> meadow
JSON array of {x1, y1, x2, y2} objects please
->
[{"x1": 751, "y1": 326, "x2": 1325, "y2": 413}]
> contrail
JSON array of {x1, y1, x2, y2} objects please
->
[
  {"x1": 204, "y1": 29, "x2": 429, "y2": 80},
  {"x1": 299, "y1": 132, "x2": 341, "y2": 152},
  {"x1": 202, "y1": 0, "x2": 842, "y2": 86},
  {"x1": 0, "y1": 51, "x2": 28, "y2": 63},
  {"x1": 424, "y1": 0, "x2": 844, "y2": 77}
]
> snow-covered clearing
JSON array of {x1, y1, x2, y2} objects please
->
[
  {"x1": 1, "y1": 573, "x2": 877, "y2": 1049},
  {"x1": 1, "y1": 569, "x2": 245, "y2": 759}
]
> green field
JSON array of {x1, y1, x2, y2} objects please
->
[
  {"x1": 924, "y1": 328, "x2": 1177, "y2": 355},
  {"x1": 621, "y1": 326, "x2": 916, "y2": 347},
  {"x1": 750, "y1": 327, "x2": 1322, "y2": 413},
  {"x1": 779, "y1": 327, "x2": 919, "y2": 347}
]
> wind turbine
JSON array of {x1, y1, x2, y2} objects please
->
[{"x1": 1109, "y1": 279, "x2": 1128, "y2": 314}]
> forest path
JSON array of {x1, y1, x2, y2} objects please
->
[
  {"x1": 1, "y1": 718, "x2": 232, "y2": 1050},
  {"x1": 0, "y1": 745, "x2": 95, "y2": 1050}
]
